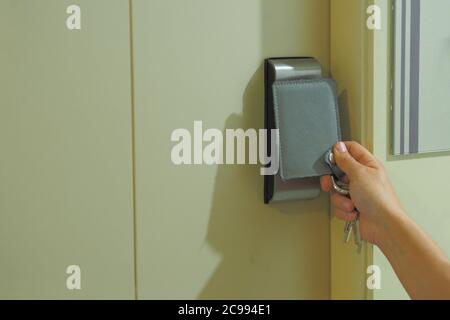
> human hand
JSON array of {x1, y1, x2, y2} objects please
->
[{"x1": 320, "y1": 142, "x2": 405, "y2": 245}]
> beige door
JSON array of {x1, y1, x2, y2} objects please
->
[
  {"x1": 0, "y1": 0, "x2": 135, "y2": 299},
  {"x1": 0, "y1": 0, "x2": 386, "y2": 300},
  {"x1": 132, "y1": 0, "x2": 332, "y2": 299}
]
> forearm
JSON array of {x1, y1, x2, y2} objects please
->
[{"x1": 377, "y1": 209, "x2": 450, "y2": 299}]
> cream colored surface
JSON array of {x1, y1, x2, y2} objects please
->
[
  {"x1": 133, "y1": 0, "x2": 331, "y2": 299},
  {"x1": 0, "y1": 0, "x2": 135, "y2": 299},
  {"x1": 416, "y1": 0, "x2": 450, "y2": 153},
  {"x1": 330, "y1": 0, "x2": 372, "y2": 300},
  {"x1": 372, "y1": 0, "x2": 450, "y2": 299}
]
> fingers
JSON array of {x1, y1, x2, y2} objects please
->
[
  {"x1": 331, "y1": 192, "x2": 355, "y2": 212},
  {"x1": 330, "y1": 192, "x2": 357, "y2": 222},
  {"x1": 344, "y1": 141, "x2": 378, "y2": 168},
  {"x1": 333, "y1": 142, "x2": 378, "y2": 178},
  {"x1": 333, "y1": 142, "x2": 363, "y2": 177},
  {"x1": 320, "y1": 175, "x2": 331, "y2": 192},
  {"x1": 321, "y1": 142, "x2": 372, "y2": 224},
  {"x1": 334, "y1": 209, "x2": 358, "y2": 222}
]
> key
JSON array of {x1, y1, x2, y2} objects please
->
[
  {"x1": 353, "y1": 218, "x2": 363, "y2": 253},
  {"x1": 324, "y1": 150, "x2": 363, "y2": 253},
  {"x1": 326, "y1": 151, "x2": 353, "y2": 244},
  {"x1": 344, "y1": 221, "x2": 353, "y2": 243}
]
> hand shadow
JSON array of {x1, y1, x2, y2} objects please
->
[{"x1": 197, "y1": 65, "x2": 330, "y2": 299}]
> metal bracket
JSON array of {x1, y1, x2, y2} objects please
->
[{"x1": 264, "y1": 57, "x2": 323, "y2": 204}]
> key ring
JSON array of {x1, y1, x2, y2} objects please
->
[{"x1": 331, "y1": 175, "x2": 350, "y2": 196}]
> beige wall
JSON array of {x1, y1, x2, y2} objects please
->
[
  {"x1": 372, "y1": 0, "x2": 450, "y2": 299},
  {"x1": 0, "y1": 0, "x2": 135, "y2": 299},
  {"x1": 3, "y1": 0, "x2": 423, "y2": 300},
  {"x1": 132, "y1": 0, "x2": 332, "y2": 299}
]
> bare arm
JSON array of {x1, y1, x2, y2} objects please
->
[
  {"x1": 321, "y1": 141, "x2": 450, "y2": 300},
  {"x1": 377, "y1": 207, "x2": 450, "y2": 299}
]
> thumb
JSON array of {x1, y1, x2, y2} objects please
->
[{"x1": 333, "y1": 142, "x2": 362, "y2": 177}]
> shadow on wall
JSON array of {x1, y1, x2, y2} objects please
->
[
  {"x1": 338, "y1": 90, "x2": 352, "y2": 141},
  {"x1": 197, "y1": 0, "x2": 332, "y2": 299},
  {"x1": 198, "y1": 66, "x2": 330, "y2": 299}
]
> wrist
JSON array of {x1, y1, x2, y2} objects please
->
[{"x1": 373, "y1": 206, "x2": 407, "y2": 250}]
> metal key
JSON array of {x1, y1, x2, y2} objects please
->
[
  {"x1": 353, "y1": 218, "x2": 363, "y2": 253},
  {"x1": 325, "y1": 150, "x2": 363, "y2": 253},
  {"x1": 344, "y1": 220, "x2": 354, "y2": 243}
]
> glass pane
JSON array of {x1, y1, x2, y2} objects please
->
[{"x1": 392, "y1": 0, "x2": 450, "y2": 155}]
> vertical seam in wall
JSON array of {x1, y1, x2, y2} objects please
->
[
  {"x1": 361, "y1": 0, "x2": 369, "y2": 300},
  {"x1": 128, "y1": 0, "x2": 139, "y2": 300},
  {"x1": 328, "y1": 0, "x2": 332, "y2": 300},
  {"x1": 361, "y1": 0, "x2": 367, "y2": 300},
  {"x1": 363, "y1": 0, "x2": 376, "y2": 301}
]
